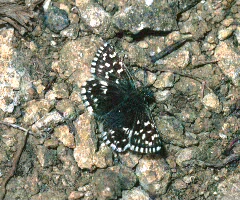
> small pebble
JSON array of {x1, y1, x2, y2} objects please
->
[
  {"x1": 202, "y1": 93, "x2": 222, "y2": 113},
  {"x1": 221, "y1": 18, "x2": 234, "y2": 27},
  {"x1": 218, "y1": 27, "x2": 234, "y2": 40},
  {"x1": 44, "y1": 6, "x2": 70, "y2": 33},
  {"x1": 137, "y1": 41, "x2": 149, "y2": 49}
]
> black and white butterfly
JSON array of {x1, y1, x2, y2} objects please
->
[{"x1": 81, "y1": 42, "x2": 161, "y2": 153}]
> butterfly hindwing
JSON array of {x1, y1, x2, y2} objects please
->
[
  {"x1": 129, "y1": 113, "x2": 161, "y2": 153},
  {"x1": 101, "y1": 127, "x2": 130, "y2": 152}
]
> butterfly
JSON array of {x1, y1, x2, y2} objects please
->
[{"x1": 81, "y1": 42, "x2": 161, "y2": 153}]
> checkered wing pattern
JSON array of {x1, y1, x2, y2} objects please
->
[{"x1": 81, "y1": 43, "x2": 161, "y2": 153}]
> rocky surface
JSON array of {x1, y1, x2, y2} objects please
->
[
  {"x1": 112, "y1": 0, "x2": 178, "y2": 34},
  {"x1": 0, "y1": 0, "x2": 239, "y2": 200}
]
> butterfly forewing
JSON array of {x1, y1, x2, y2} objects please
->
[
  {"x1": 90, "y1": 43, "x2": 128, "y2": 81},
  {"x1": 81, "y1": 42, "x2": 162, "y2": 154}
]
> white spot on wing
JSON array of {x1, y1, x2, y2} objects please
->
[
  {"x1": 117, "y1": 148, "x2": 122, "y2": 152},
  {"x1": 81, "y1": 88, "x2": 86, "y2": 94},
  {"x1": 87, "y1": 106, "x2": 93, "y2": 114},
  {"x1": 90, "y1": 68, "x2": 95, "y2": 73},
  {"x1": 134, "y1": 131, "x2": 139, "y2": 136},
  {"x1": 105, "y1": 63, "x2": 110, "y2": 67},
  {"x1": 100, "y1": 80, "x2": 108, "y2": 86},
  {"x1": 156, "y1": 146, "x2": 161, "y2": 151},
  {"x1": 110, "y1": 144, "x2": 116, "y2": 150},
  {"x1": 101, "y1": 132, "x2": 107, "y2": 137},
  {"x1": 123, "y1": 143, "x2": 130, "y2": 151},
  {"x1": 84, "y1": 101, "x2": 90, "y2": 106},
  {"x1": 102, "y1": 88, "x2": 107, "y2": 94},
  {"x1": 144, "y1": 121, "x2": 150, "y2": 126},
  {"x1": 117, "y1": 68, "x2": 123, "y2": 74},
  {"x1": 105, "y1": 73, "x2": 109, "y2": 79},
  {"x1": 109, "y1": 52, "x2": 116, "y2": 58}
]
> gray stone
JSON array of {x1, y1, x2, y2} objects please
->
[
  {"x1": 31, "y1": 190, "x2": 67, "y2": 200},
  {"x1": 73, "y1": 113, "x2": 113, "y2": 169},
  {"x1": 154, "y1": 90, "x2": 171, "y2": 102},
  {"x1": 112, "y1": 1, "x2": 178, "y2": 34},
  {"x1": 121, "y1": 187, "x2": 150, "y2": 200},
  {"x1": 134, "y1": 70, "x2": 157, "y2": 86},
  {"x1": 36, "y1": 145, "x2": 58, "y2": 167},
  {"x1": 156, "y1": 49, "x2": 190, "y2": 69},
  {"x1": 234, "y1": 26, "x2": 240, "y2": 44},
  {"x1": 172, "y1": 179, "x2": 187, "y2": 190},
  {"x1": 218, "y1": 26, "x2": 235, "y2": 40},
  {"x1": 217, "y1": 173, "x2": 240, "y2": 199},
  {"x1": 176, "y1": 147, "x2": 199, "y2": 167},
  {"x1": 23, "y1": 99, "x2": 54, "y2": 125},
  {"x1": 60, "y1": 23, "x2": 80, "y2": 39},
  {"x1": 55, "y1": 99, "x2": 77, "y2": 120},
  {"x1": 155, "y1": 116, "x2": 186, "y2": 147},
  {"x1": 214, "y1": 41, "x2": 240, "y2": 87},
  {"x1": 44, "y1": 6, "x2": 70, "y2": 33},
  {"x1": 119, "y1": 152, "x2": 141, "y2": 168},
  {"x1": 0, "y1": 28, "x2": 22, "y2": 113},
  {"x1": 54, "y1": 125, "x2": 75, "y2": 148},
  {"x1": 32, "y1": 111, "x2": 64, "y2": 133},
  {"x1": 78, "y1": 3, "x2": 113, "y2": 37},
  {"x1": 202, "y1": 93, "x2": 222, "y2": 113},
  {"x1": 136, "y1": 157, "x2": 171, "y2": 196},
  {"x1": 45, "y1": 82, "x2": 69, "y2": 100},
  {"x1": 91, "y1": 166, "x2": 137, "y2": 200},
  {"x1": 153, "y1": 72, "x2": 175, "y2": 89}
]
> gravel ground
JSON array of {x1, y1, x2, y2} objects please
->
[{"x1": 0, "y1": 0, "x2": 239, "y2": 199}]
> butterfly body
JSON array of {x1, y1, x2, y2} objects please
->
[{"x1": 81, "y1": 43, "x2": 161, "y2": 153}]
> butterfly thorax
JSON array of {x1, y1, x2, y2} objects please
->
[{"x1": 115, "y1": 79, "x2": 153, "y2": 111}]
